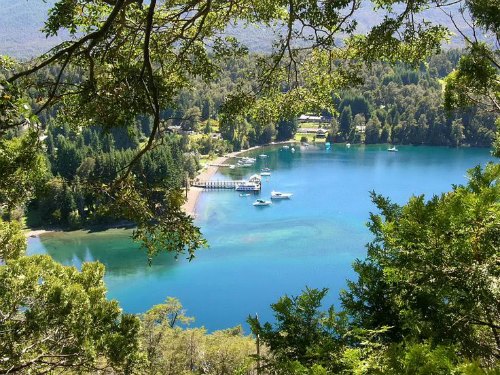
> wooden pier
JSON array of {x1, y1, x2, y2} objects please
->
[{"x1": 191, "y1": 180, "x2": 243, "y2": 189}]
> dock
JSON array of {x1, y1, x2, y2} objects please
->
[
  {"x1": 191, "y1": 180, "x2": 249, "y2": 189},
  {"x1": 191, "y1": 174, "x2": 262, "y2": 190}
]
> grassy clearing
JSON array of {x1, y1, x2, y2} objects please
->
[{"x1": 294, "y1": 133, "x2": 327, "y2": 143}]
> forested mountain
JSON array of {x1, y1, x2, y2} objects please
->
[{"x1": 0, "y1": 0, "x2": 478, "y2": 58}]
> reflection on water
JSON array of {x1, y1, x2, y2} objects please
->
[{"x1": 29, "y1": 229, "x2": 179, "y2": 278}]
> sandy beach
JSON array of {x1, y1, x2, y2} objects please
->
[
  {"x1": 24, "y1": 229, "x2": 53, "y2": 238},
  {"x1": 181, "y1": 155, "x2": 228, "y2": 217}
]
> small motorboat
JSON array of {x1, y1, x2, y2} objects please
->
[
  {"x1": 229, "y1": 165, "x2": 235, "y2": 169},
  {"x1": 346, "y1": 143, "x2": 351, "y2": 148},
  {"x1": 282, "y1": 145, "x2": 289, "y2": 149},
  {"x1": 387, "y1": 146, "x2": 398, "y2": 152},
  {"x1": 239, "y1": 193, "x2": 251, "y2": 197},
  {"x1": 261, "y1": 167, "x2": 271, "y2": 172},
  {"x1": 253, "y1": 199, "x2": 272, "y2": 206},
  {"x1": 291, "y1": 147, "x2": 295, "y2": 153},
  {"x1": 271, "y1": 191, "x2": 293, "y2": 199},
  {"x1": 260, "y1": 172, "x2": 271, "y2": 176},
  {"x1": 259, "y1": 154, "x2": 268, "y2": 158}
]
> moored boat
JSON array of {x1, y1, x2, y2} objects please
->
[
  {"x1": 271, "y1": 191, "x2": 293, "y2": 199},
  {"x1": 253, "y1": 199, "x2": 272, "y2": 206},
  {"x1": 387, "y1": 146, "x2": 398, "y2": 152},
  {"x1": 235, "y1": 182, "x2": 260, "y2": 191}
]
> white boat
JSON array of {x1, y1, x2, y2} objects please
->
[
  {"x1": 261, "y1": 167, "x2": 271, "y2": 172},
  {"x1": 387, "y1": 146, "x2": 398, "y2": 152},
  {"x1": 346, "y1": 143, "x2": 351, "y2": 148},
  {"x1": 239, "y1": 193, "x2": 251, "y2": 197},
  {"x1": 229, "y1": 165, "x2": 235, "y2": 169},
  {"x1": 291, "y1": 147, "x2": 295, "y2": 153},
  {"x1": 235, "y1": 175, "x2": 261, "y2": 191},
  {"x1": 259, "y1": 154, "x2": 268, "y2": 158},
  {"x1": 235, "y1": 182, "x2": 260, "y2": 191},
  {"x1": 282, "y1": 145, "x2": 289, "y2": 149},
  {"x1": 260, "y1": 172, "x2": 271, "y2": 176},
  {"x1": 241, "y1": 157, "x2": 256, "y2": 162},
  {"x1": 271, "y1": 191, "x2": 293, "y2": 199},
  {"x1": 253, "y1": 199, "x2": 272, "y2": 206}
]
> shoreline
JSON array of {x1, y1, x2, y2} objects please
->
[
  {"x1": 24, "y1": 141, "x2": 296, "y2": 236},
  {"x1": 24, "y1": 221, "x2": 135, "y2": 239},
  {"x1": 25, "y1": 229, "x2": 54, "y2": 238},
  {"x1": 182, "y1": 141, "x2": 295, "y2": 217}
]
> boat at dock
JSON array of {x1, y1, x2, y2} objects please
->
[
  {"x1": 235, "y1": 174, "x2": 262, "y2": 191},
  {"x1": 271, "y1": 191, "x2": 293, "y2": 199},
  {"x1": 235, "y1": 181, "x2": 260, "y2": 191}
]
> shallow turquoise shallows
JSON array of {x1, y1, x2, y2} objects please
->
[{"x1": 27, "y1": 144, "x2": 494, "y2": 331}]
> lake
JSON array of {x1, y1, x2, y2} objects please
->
[{"x1": 27, "y1": 144, "x2": 494, "y2": 331}]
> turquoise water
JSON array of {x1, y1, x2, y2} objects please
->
[{"x1": 27, "y1": 144, "x2": 494, "y2": 331}]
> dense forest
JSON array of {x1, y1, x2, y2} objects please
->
[
  {"x1": 1, "y1": 0, "x2": 498, "y2": 373},
  {"x1": 164, "y1": 50, "x2": 497, "y2": 149}
]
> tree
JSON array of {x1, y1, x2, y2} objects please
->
[
  {"x1": 450, "y1": 118, "x2": 465, "y2": 147},
  {"x1": 141, "y1": 298, "x2": 256, "y2": 375},
  {"x1": 341, "y1": 163, "x2": 500, "y2": 363},
  {"x1": 53, "y1": 137, "x2": 83, "y2": 180},
  {"x1": 365, "y1": 117, "x2": 381, "y2": 144},
  {"x1": 0, "y1": 255, "x2": 141, "y2": 374},
  {"x1": 276, "y1": 117, "x2": 299, "y2": 141},
  {"x1": 141, "y1": 297, "x2": 194, "y2": 373},
  {"x1": 248, "y1": 288, "x2": 349, "y2": 372},
  {"x1": 380, "y1": 124, "x2": 391, "y2": 143},
  {"x1": 352, "y1": 113, "x2": 366, "y2": 141},
  {"x1": 327, "y1": 117, "x2": 339, "y2": 143},
  {"x1": 0, "y1": 219, "x2": 26, "y2": 262},
  {"x1": 203, "y1": 119, "x2": 212, "y2": 135},
  {"x1": 181, "y1": 107, "x2": 202, "y2": 132},
  {"x1": 339, "y1": 106, "x2": 353, "y2": 141}
]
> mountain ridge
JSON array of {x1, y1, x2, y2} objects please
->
[{"x1": 0, "y1": 0, "x2": 470, "y2": 59}]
